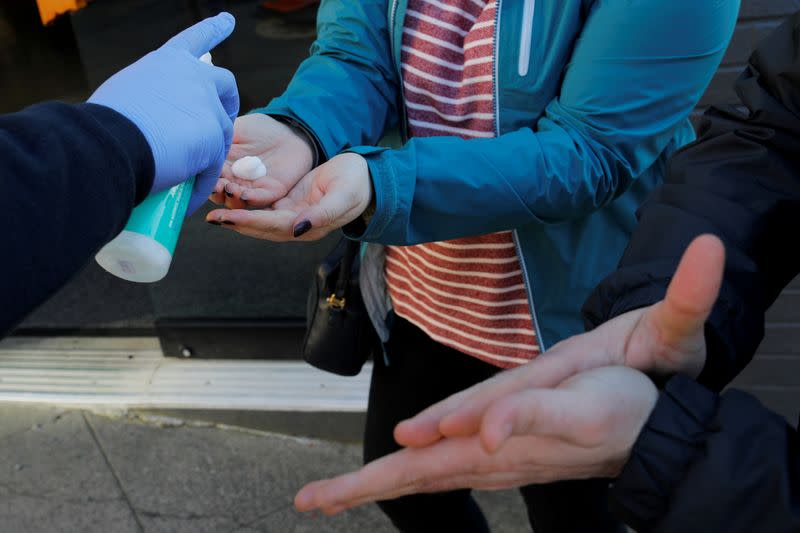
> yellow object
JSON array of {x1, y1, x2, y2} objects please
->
[{"x1": 36, "y1": 0, "x2": 88, "y2": 25}]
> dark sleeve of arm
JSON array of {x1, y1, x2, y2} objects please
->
[
  {"x1": 0, "y1": 102, "x2": 154, "y2": 336},
  {"x1": 582, "y1": 12, "x2": 800, "y2": 391},
  {"x1": 609, "y1": 375, "x2": 800, "y2": 533}
]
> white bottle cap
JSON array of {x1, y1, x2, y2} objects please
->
[{"x1": 95, "y1": 231, "x2": 173, "y2": 283}]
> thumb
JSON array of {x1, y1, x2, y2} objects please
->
[
  {"x1": 163, "y1": 12, "x2": 235, "y2": 57},
  {"x1": 648, "y1": 234, "x2": 726, "y2": 347}
]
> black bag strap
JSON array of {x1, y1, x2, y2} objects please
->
[{"x1": 330, "y1": 239, "x2": 360, "y2": 308}]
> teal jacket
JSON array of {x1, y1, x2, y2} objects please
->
[{"x1": 262, "y1": 0, "x2": 740, "y2": 349}]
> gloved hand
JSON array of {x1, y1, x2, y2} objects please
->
[{"x1": 89, "y1": 12, "x2": 239, "y2": 215}]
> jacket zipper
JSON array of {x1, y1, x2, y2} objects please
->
[
  {"x1": 494, "y1": 0, "x2": 546, "y2": 350},
  {"x1": 390, "y1": 0, "x2": 409, "y2": 143},
  {"x1": 518, "y1": 0, "x2": 535, "y2": 77}
]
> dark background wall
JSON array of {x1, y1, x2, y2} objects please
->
[
  {"x1": 1, "y1": 0, "x2": 337, "y2": 337},
  {"x1": 699, "y1": 0, "x2": 800, "y2": 422},
  {"x1": 2, "y1": 0, "x2": 800, "y2": 418}
]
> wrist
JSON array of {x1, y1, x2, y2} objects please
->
[
  {"x1": 609, "y1": 375, "x2": 717, "y2": 531},
  {"x1": 269, "y1": 114, "x2": 320, "y2": 169},
  {"x1": 82, "y1": 103, "x2": 156, "y2": 203}
]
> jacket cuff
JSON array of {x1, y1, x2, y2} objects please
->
[
  {"x1": 582, "y1": 265, "x2": 750, "y2": 392},
  {"x1": 341, "y1": 146, "x2": 396, "y2": 241},
  {"x1": 255, "y1": 101, "x2": 333, "y2": 161},
  {"x1": 81, "y1": 103, "x2": 155, "y2": 205},
  {"x1": 582, "y1": 266, "x2": 670, "y2": 331},
  {"x1": 609, "y1": 374, "x2": 719, "y2": 531},
  {"x1": 265, "y1": 113, "x2": 325, "y2": 167}
]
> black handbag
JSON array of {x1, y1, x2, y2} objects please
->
[{"x1": 302, "y1": 238, "x2": 378, "y2": 376}]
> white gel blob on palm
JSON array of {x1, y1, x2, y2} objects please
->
[{"x1": 232, "y1": 156, "x2": 267, "y2": 181}]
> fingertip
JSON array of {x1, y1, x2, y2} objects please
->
[
  {"x1": 293, "y1": 220, "x2": 313, "y2": 238},
  {"x1": 665, "y1": 233, "x2": 727, "y2": 320},
  {"x1": 205, "y1": 208, "x2": 225, "y2": 222},
  {"x1": 294, "y1": 489, "x2": 314, "y2": 512},
  {"x1": 687, "y1": 234, "x2": 726, "y2": 265},
  {"x1": 217, "y1": 11, "x2": 235, "y2": 26},
  {"x1": 480, "y1": 420, "x2": 512, "y2": 455},
  {"x1": 393, "y1": 420, "x2": 441, "y2": 448},
  {"x1": 209, "y1": 12, "x2": 236, "y2": 38},
  {"x1": 392, "y1": 421, "x2": 411, "y2": 445},
  {"x1": 480, "y1": 396, "x2": 523, "y2": 453}
]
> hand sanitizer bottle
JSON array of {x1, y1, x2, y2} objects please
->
[{"x1": 95, "y1": 53, "x2": 213, "y2": 283}]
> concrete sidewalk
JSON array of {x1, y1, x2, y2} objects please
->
[{"x1": 0, "y1": 405, "x2": 529, "y2": 532}]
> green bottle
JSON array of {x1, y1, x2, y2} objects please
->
[
  {"x1": 95, "y1": 177, "x2": 195, "y2": 283},
  {"x1": 96, "y1": 51, "x2": 213, "y2": 283}
]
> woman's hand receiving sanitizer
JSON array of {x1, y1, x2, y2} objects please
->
[
  {"x1": 209, "y1": 113, "x2": 316, "y2": 210},
  {"x1": 206, "y1": 152, "x2": 372, "y2": 241}
]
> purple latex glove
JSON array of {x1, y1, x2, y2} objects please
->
[{"x1": 89, "y1": 12, "x2": 239, "y2": 214}]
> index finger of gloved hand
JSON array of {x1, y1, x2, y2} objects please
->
[
  {"x1": 163, "y1": 12, "x2": 235, "y2": 57},
  {"x1": 205, "y1": 65, "x2": 240, "y2": 122}
]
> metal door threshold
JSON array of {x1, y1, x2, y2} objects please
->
[{"x1": 0, "y1": 337, "x2": 370, "y2": 412}]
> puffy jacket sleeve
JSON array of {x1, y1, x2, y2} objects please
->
[
  {"x1": 609, "y1": 375, "x2": 800, "y2": 533},
  {"x1": 346, "y1": 0, "x2": 739, "y2": 245},
  {"x1": 260, "y1": 0, "x2": 399, "y2": 159},
  {"x1": 582, "y1": 12, "x2": 800, "y2": 392}
]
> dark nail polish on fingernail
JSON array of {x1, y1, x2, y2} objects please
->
[
  {"x1": 222, "y1": 220, "x2": 235, "y2": 226},
  {"x1": 207, "y1": 219, "x2": 222, "y2": 226},
  {"x1": 293, "y1": 220, "x2": 312, "y2": 238}
]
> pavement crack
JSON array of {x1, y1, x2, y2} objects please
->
[
  {"x1": 137, "y1": 509, "x2": 236, "y2": 522},
  {"x1": 223, "y1": 502, "x2": 294, "y2": 533},
  {"x1": 0, "y1": 480, "x2": 123, "y2": 504},
  {"x1": 83, "y1": 413, "x2": 146, "y2": 533}
]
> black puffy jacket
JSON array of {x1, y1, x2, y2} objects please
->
[{"x1": 582, "y1": 12, "x2": 800, "y2": 533}]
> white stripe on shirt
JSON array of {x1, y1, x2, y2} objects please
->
[
  {"x1": 402, "y1": 63, "x2": 493, "y2": 88},
  {"x1": 406, "y1": 9, "x2": 469, "y2": 37},
  {"x1": 404, "y1": 81, "x2": 494, "y2": 104}
]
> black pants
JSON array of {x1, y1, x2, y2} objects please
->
[{"x1": 364, "y1": 318, "x2": 625, "y2": 533}]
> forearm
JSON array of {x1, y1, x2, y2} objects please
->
[
  {"x1": 0, "y1": 102, "x2": 153, "y2": 335},
  {"x1": 343, "y1": 0, "x2": 737, "y2": 245},
  {"x1": 259, "y1": 0, "x2": 398, "y2": 159}
]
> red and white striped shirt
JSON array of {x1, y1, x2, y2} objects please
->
[{"x1": 385, "y1": 0, "x2": 539, "y2": 368}]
